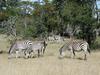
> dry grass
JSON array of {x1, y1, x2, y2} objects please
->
[{"x1": 0, "y1": 34, "x2": 100, "y2": 75}]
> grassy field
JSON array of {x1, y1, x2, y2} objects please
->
[{"x1": 0, "y1": 34, "x2": 100, "y2": 75}]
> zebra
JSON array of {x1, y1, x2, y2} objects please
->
[
  {"x1": 54, "y1": 35, "x2": 64, "y2": 43},
  {"x1": 8, "y1": 40, "x2": 33, "y2": 58},
  {"x1": 47, "y1": 36, "x2": 55, "y2": 42},
  {"x1": 59, "y1": 40, "x2": 90, "y2": 60},
  {"x1": 30, "y1": 40, "x2": 47, "y2": 58},
  {"x1": 47, "y1": 35, "x2": 64, "y2": 43}
]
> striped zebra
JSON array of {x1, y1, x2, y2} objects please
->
[
  {"x1": 47, "y1": 35, "x2": 64, "y2": 43},
  {"x1": 30, "y1": 40, "x2": 47, "y2": 58},
  {"x1": 59, "y1": 40, "x2": 90, "y2": 60},
  {"x1": 8, "y1": 40, "x2": 33, "y2": 58}
]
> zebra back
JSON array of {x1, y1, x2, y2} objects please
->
[
  {"x1": 9, "y1": 40, "x2": 33, "y2": 54},
  {"x1": 70, "y1": 40, "x2": 90, "y2": 53}
]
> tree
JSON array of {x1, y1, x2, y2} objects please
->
[{"x1": 53, "y1": 0, "x2": 97, "y2": 46}]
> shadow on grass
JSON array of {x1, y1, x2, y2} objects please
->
[
  {"x1": 58, "y1": 55, "x2": 87, "y2": 61},
  {"x1": 58, "y1": 56, "x2": 71, "y2": 60},
  {"x1": 46, "y1": 53, "x2": 55, "y2": 56},
  {"x1": 77, "y1": 57, "x2": 84, "y2": 60},
  {"x1": 0, "y1": 51, "x2": 7, "y2": 54}
]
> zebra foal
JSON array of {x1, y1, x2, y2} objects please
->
[{"x1": 59, "y1": 40, "x2": 90, "y2": 60}]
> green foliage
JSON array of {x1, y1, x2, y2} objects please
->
[
  {"x1": 0, "y1": 0, "x2": 99, "y2": 49},
  {"x1": 60, "y1": 0, "x2": 97, "y2": 46}
]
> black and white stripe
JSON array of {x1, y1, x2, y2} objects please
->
[
  {"x1": 59, "y1": 40, "x2": 90, "y2": 60},
  {"x1": 30, "y1": 41, "x2": 47, "y2": 58},
  {"x1": 8, "y1": 40, "x2": 33, "y2": 58}
]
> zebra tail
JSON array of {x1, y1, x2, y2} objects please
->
[{"x1": 38, "y1": 49, "x2": 40, "y2": 57}]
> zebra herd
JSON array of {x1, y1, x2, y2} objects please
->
[
  {"x1": 8, "y1": 40, "x2": 47, "y2": 59},
  {"x1": 47, "y1": 35, "x2": 64, "y2": 43},
  {"x1": 7, "y1": 37, "x2": 90, "y2": 60}
]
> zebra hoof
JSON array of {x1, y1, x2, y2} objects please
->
[
  {"x1": 8, "y1": 56, "x2": 12, "y2": 59},
  {"x1": 84, "y1": 58, "x2": 87, "y2": 61},
  {"x1": 58, "y1": 55, "x2": 64, "y2": 59},
  {"x1": 41, "y1": 55, "x2": 44, "y2": 57},
  {"x1": 0, "y1": 51, "x2": 3, "y2": 54},
  {"x1": 31, "y1": 56, "x2": 36, "y2": 58},
  {"x1": 24, "y1": 56, "x2": 29, "y2": 59}
]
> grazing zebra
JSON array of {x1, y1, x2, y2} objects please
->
[
  {"x1": 47, "y1": 35, "x2": 64, "y2": 43},
  {"x1": 47, "y1": 36, "x2": 55, "y2": 42},
  {"x1": 59, "y1": 40, "x2": 90, "y2": 60},
  {"x1": 8, "y1": 40, "x2": 33, "y2": 58},
  {"x1": 54, "y1": 35, "x2": 64, "y2": 43},
  {"x1": 30, "y1": 40, "x2": 47, "y2": 58}
]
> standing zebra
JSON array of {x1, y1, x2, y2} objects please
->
[
  {"x1": 8, "y1": 40, "x2": 33, "y2": 58},
  {"x1": 30, "y1": 40, "x2": 47, "y2": 58},
  {"x1": 59, "y1": 40, "x2": 90, "y2": 60}
]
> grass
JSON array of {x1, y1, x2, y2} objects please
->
[
  {"x1": 92, "y1": 36, "x2": 100, "y2": 50},
  {"x1": 0, "y1": 34, "x2": 100, "y2": 75},
  {"x1": 96, "y1": 36, "x2": 100, "y2": 45},
  {"x1": 0, "y1": 34, "x2": 10, "y2": 52}
]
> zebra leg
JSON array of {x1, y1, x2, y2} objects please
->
[
  {"x1": 30, "y1": 51, "x2": 35, "y2": 58},
  {"x1": 84, "y1": 51, "x2": 87, "y2": 60},
  {"x1": 84, "y1": 54, "x2": 87, "y2": 60},
  {"x1": 40, "y1": 49, "x2": 42, "y2": 56},
  {"x1": 73, "y1": 51, "x2": 75, "y2": 58},
  {"x1": 42, "y1": 47, "x2": 45, "y2": 55},
  {"x1": 8, "y1": 53, "x2": 14, "y2": 59},
  {"x1": 70, "y1": 49, "x2": 75, "y2": 59},
  {"x1": 38, "y1": 49, "x2": 40, "y2": 57},
  {"x1": 59, "y1": 48, "x2": 65, "y2": 58},
  {"x1": 24, "y1": 51, "x2": 30, "y2": 59},
  {"x1": 60, "y1": 51, "x2": 65, "y2": 58},
  {"x1": 83, "y1": 48, "x2": 88, "y2": 60},
  {"x1": 15, "y1": 50, "x2": 20, "y2": 58}
]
